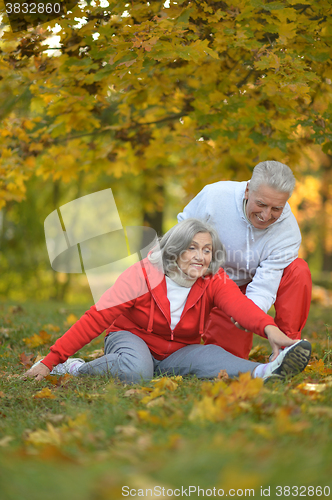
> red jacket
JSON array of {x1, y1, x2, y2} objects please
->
[{"x1": 42, "y1": 258, "x2": 276, "y2": 369}]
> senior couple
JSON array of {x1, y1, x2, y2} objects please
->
[{"x1": 26, "y1": 161, "x2": 312, "y2": 383}]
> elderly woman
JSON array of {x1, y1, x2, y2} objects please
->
[{"x1": 25, "y1": 219, "x2": 311, "y2": 383}]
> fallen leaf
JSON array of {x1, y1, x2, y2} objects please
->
[
  {"x1": 46, "y1": 373, "x2": 72, "y2": 386},
  {"x1": 216, "y1": 369, "x2": 229, "y2": 381},
  {"x1": 42, "y1": 324, "x2": 60, "y2": 332},
  {"x1": 151, "y1": 376, "x2": 180, "y2": 391},
  {"x1": 124, "y1": 388, "x2": 151, "y2": 397},
  {"x1": 275, "y1": 407, "x2": 310, "y2": 434},
  {"x1": 137, "y1": 410, "x2": 164, "y2": 425},
  {"x1": 19, "y1": 352, "x2": 34, "y2": 369},
  {"x1": 65, "y1": 314, "x2": 78, "y2": 326},
  {"x1": 33, "y1": 388, "x2": 57, "y2": 400},
  {"x1": 23, "y1": 330, "x2": 52, "y2": 348},
  {"x1": 305, "y1": 359, "x2": 332, "y2": 375},
  {"x1": 295, "y1": 382, "x2": 327, "y2": 396},
  {"x1": 141, "y1": 388, "x2": 165, "y2": 404},
  {"x1": 146, "y1": 396, "x2": 166, "y2": 408},
  {"x1": 86, "y1": 349, "x2": 104, "y2": 359}
]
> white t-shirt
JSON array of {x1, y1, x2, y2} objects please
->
[{"x1": 165, "y1": 276, "x2": 191, "y2": 330}]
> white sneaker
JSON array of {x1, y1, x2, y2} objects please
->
[
  {"x1": 257, "y1": 340, "x2": 311, "y2": 381},
  {"x1": 51, "y1": 358, "x2": 85, "y2": 376},
  {"x1": 31, "y1": 358, "x2": 85, "y2": 376}
]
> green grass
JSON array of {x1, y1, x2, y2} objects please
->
[{"x1": 0, "y1": 300, "x2": 332, "y2": 500}]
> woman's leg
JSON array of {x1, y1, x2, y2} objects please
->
[
  {"x1": 78, "y1": 331, "x2": 154, "y2": 383},
  {"x1": 154, "y1": 344, "x2": 261, "y2": 379}
]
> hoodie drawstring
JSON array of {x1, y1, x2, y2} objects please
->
[{"x1": 199, "y1": 292, "x2": 206, "y2": 336}]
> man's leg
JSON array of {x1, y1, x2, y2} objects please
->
[
  {"x1": 78, "y1": 331, "x2": 154, "y2": 383},
  {"x1": 274, "y1": 258, "x2": 312, "y2": 340},
  {"x1": 154, "y1": 343, "x2": 261, "y2": 379},
  {"x1": 203, "y1": 259, "x2": 312, "y2": 359}
]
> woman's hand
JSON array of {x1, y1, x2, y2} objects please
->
[
  {"x1": 24, "y1": 362, "x2": 50, "y2": 381},
  {"x1": 264, "y1": 325, "x2": 297, "y2": 361}
]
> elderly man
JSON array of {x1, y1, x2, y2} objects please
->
[{"x1": 177, "y1": 160, "x2": 312, "y2": 359}]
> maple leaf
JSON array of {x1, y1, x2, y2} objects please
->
[
  {"x1": 23, "y1": 330, "x2": 52, "y2": 348},
  {"x1": 19, "y1": 352, "x2": 35, "y2": 369},
  {"x1": 275, "y1": 407, "x2": 310, "y2": 434},
  {"x1": 151, "y1": 376, "x2": 181, "y2": 391},
  {"x1": 42, "y1": 324, "x2": 60, "y2": 333},
  {"x1": 305, "y1": 359, "x2": 332, "y2": 376},
  {"x1": 33, "y1": 388, "x2": 57, "y2": 400},
  {"x1": 65, "y1": 314, "x2": 78, "y2": 326}
]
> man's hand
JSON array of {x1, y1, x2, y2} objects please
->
[
  {"x1": 264, "y1": 325, "x2": 297, "y2": 361},
  {"x1": 230, "y1": 317, "x2": 250, "y2": 332},
  {"x1": 23, "y1": 362, "x2": 50, "y2": 381}
]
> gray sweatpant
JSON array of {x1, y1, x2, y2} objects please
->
[{"x1": 78, "y1": 331, "x2": 261, "y2": 383}]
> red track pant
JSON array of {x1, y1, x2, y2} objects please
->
[{"x1": 203, "y1": 258, "x2": 312, "y2": 359}]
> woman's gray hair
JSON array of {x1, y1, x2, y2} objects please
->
[
  {"x1": 149, "y1": 218, "x2": 226, "y2": 276},
  {"x1": 249, "y1": 161, "x2": 295, "y2": 197}
]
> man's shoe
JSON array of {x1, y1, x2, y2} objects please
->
[{"x1": 262, "y1": 340, "x2": 311, "y2": 381}]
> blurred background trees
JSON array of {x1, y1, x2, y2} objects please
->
[{"x1": 1, "y1": 0, "x2": 332, "y2": 301}]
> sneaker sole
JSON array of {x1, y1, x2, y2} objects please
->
[{"x1": 268, "y1": 340, "x2": 311, "y2": 380}]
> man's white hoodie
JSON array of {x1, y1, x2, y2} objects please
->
[{"x1": 177, "y1": 180, "x2": 301, "y2": 313}]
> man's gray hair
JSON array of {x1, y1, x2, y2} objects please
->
[
  {"x1": 249, "y1": 161, "x2": 296, "y2": 197},
  {"x1": 149, "y1": 218, "x2": 226, "y2": 276}
]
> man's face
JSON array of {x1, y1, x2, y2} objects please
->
[{"x1": 244, "y1": 183, "x2": 289, "y2": 229}]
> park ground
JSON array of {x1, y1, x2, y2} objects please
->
[{"x1": 0, "y1": 299, "x2": 331, "y2": 500}]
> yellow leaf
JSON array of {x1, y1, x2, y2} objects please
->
[
  {"x1": 305, "y1": 359, "x2": 332, "y2": 375},
  {"x1": 141, "y1": 388, "x2": 165, "y2": 404},
  {"x1": 151, "y1": 376, "x2": 181, "y2": 391},
  {"x1": 23, "y1": 330, "x2": 51, "y2": 348},
  {"x1": 25, "y1": 423, "x2": 62, "y2": 446},
  {"x1": 33, "y1": 388, "x2": 56, "y2": 400},
  {"x1": 42, "y1": 324, "x2": 60, "y2": 333},
  {"x1": 137, "y1": 410, "x2": 164, "y2": 425},
  {"x1": 65, "y1": 314, "x2": 78, "y2": 326},
  {"x1": 275, "y1": 407, "x2": 309, "y2": 434}
]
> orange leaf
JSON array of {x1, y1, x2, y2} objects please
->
[
  {"x1": 19, "y1": 352, "x2": 34, "y2": 368},
  {"x1": 305, "y1": 359, "x2": 332, "y2": 375},
  {"x1": 295, "y1": 382, "x2": 327, "y2": 396}
]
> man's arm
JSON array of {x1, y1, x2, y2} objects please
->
[{"x1": 177, "y1": 184, "x2": 212, "y2": 223}]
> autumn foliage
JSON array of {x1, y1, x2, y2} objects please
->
[{"x1": 1, "y1": 0, "x2": 332, "y2": 208}]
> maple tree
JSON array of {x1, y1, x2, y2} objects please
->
[{"x1": 0, "y1": 0, "x2": 332, "y2": 227}]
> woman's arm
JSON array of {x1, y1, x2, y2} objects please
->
[{"x1": 24, "y1": 261, "x2": 149, "y2": 379}]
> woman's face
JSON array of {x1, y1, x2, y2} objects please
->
[{"x1": 177, "y1": 232, "x2": 213, "y2": 278}]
